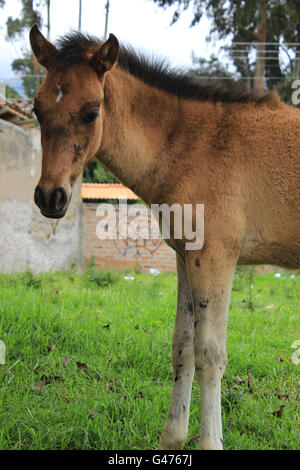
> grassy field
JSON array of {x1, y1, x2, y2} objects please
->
[{"x1": 0, "y1": 265, "x2": 299, "y2": 450}]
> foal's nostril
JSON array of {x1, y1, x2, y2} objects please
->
[
  {"x1": 34, "y1": 185, "x2": 68, "y2": 216},
  {"x1": 34, "y1": 185, "x2": 45, "y2": 210},
  {"x1": 51, "y1": 187, "x2": 68, "y2": 212}
]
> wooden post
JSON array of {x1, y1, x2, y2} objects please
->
[
  {"x1": 253, "y1": 0, "x2": 267, "y2": 93},
  {"x1": 46, "y1": 0, "x2": 50, "y2": 39},
  {"x1": 104, "y1": 0, "x2": 110, "y2": 40},
  {"x1": 78, "y1": 0, "x2": 82, "y2": 32}
]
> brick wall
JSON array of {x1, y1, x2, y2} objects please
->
[{"x1": 83, "y1": 202, "x2": 176, "y2": 272}]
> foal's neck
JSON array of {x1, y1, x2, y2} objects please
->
[{"x1": 97, "y1": 67, "x2": 183, "y2": 204}]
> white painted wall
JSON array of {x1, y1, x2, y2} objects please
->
[{"x1": 0, "y1": 120, "x2": 83, "y2": 273}]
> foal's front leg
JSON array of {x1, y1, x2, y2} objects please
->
[
  {"x1": 185, "y1": 244, "x2": 237, "y2": 450},
  {"x1": 159, "y1": 253, "x2": 195, "y2": 450}
]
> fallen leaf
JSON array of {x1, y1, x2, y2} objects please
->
[
  {"x1": 33, "y1": 366, "x2": 41, "y2": 374},
  {"x1": 63, "y1": 357, "x2": 70, "y2": 366},
  {"x1": 187, "y1": 433, "x2": 200, "y2": 446},
  {"x1": 47, "y1": 344, "x2": 59, "y2": 352},
  {"x1": 109, "y1": 377, "x2": 118, "y2": 384},
  {"x1": 235, "y1": 376, "x2": 244, "y2": 384},
  {"x1": 35, "y1": 375, "x2": 61, "y2": 389},
  {"x1": 247, "y1": 372, "x2": 253, "y2": 393},
  {"x1": 57, "y1": 357, "x2": 70, "y2": 367},
  {"x1": 274, "y1": 391, "x2": 291, "y2": 400},
  {"x1": 134, "y1": 391, "x2": 144, "y2": 399},
  {"x1": 88, "y1": 410, "x2": 96, "y2": 419},
  {"x1": 102, "y1": 323, "x2": 110, "y2": 329},
  {"x1": 76, "y1": 361, "x2": 89, "y2": 375},
  {"x1": 270, "y1": 405, "x2": 285, "y2": 417}
]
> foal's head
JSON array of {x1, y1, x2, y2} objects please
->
[{"x1": 30, "y1": 25, "x2": 119, "y2": 218}]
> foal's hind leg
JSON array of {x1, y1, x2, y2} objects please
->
[
  {"x1": 185, "y1": 243, "x2": 237, "y2": 450},
  {"x1": 159, "y1": 253, "x2": 195, "y2": 450}
]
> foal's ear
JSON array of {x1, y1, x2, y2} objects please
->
[
  {"x1": 90, "y1": 33, "x2": 119, "y2": 77},
  {"x1": 30, "y1": 24, "x2": 57, "y2": 69}
]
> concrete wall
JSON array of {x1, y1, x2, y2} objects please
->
[
  {"x1": 84, "y1": 202, "x2": 176, "y2": 272},
  {"x1": 0, "y1": 120, "x2": 83, "y2": 273}
]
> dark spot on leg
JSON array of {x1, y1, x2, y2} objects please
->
[
  {"x1": 199, "y1": 298, "x2": 209, "y2": 309},
  {"x1": 187, "y1": 302, "x2": 193, "y2": 315},
  {"x1": 194, "y1": 320, "x2": 199, "y2": 329},
  {"x1": 174, "y1": 376, "x2": 180, "y2": 382},
  {"x1": 178, "y1": 350, "x2": 182, "y2": 355},
  {"x1": 195, "y1": 257, "x2": 200, "y2": 267}
]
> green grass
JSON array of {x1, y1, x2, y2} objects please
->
[{"x1": 0, "y1": 266, "x2": 299, "y2": 450}]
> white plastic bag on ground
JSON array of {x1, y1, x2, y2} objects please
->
[
  {"x1": 0, "y1": 340, "x2": 6, "y2": 365},
  {"x1": 149, "y1": 268, "x2": 160, "y2": 276}
]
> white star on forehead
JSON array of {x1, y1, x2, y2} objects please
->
[{"x1": 56, "y1": 84, "x2": 64, "y2": 103}]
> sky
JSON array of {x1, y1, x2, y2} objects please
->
[{"x1": 0, "y1": 0, "x2": 230, "y2": 96}]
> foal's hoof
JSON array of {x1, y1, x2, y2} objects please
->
[
  {"x1": 198, "y1": 438, "x2": 223, "y2": 450},
  {"x1": 158, "y1": 434, "x2": 186, "y2": 450}
]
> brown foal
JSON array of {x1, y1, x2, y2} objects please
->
[{"x1": 30, "y1": 24, "x2": 300, "y2": 449}]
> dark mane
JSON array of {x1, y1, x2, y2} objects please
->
[{"x1": 55, "y1": 31, "x2": 271, "y2": 105}]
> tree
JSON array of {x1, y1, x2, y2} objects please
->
[
  {"x1": 11, "y1": 52, "x2": 44, "y2": 98},
  {"x1": 284, "y1": 0, "x2": 300, "y2": 79},
  {"x1": 152, "y1": 0, "x2": 300, "y2": 96},
  {"x1": 6, "y1": 0, "x2": 41, "y2": 38},
  {"x1": 83, "y1": 159, "x2": 119, "y2": 184},
  {"x1": 6, "y1": 1, "x2": 45, "y2": 98},
  {"x1": 5, "y1": 84, "x2": 22, "y2": 99},
  {"x1": 190, "y1": 53, "x2": 233, "y2": 80},
  {"x1": 82, "y1": 142, "x2": 120, "y2": 183}
]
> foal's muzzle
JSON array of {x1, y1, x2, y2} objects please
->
[{"x1": 34, "y1": 185, "x2": 68, "y2": 219}]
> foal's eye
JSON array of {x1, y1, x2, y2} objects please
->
[{"x1": 83, "y1": 111, "x2": 98, "y2": 124}]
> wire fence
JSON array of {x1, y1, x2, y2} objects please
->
[{"x1": 2, "y1": 41, "x2": 300, "y2": 97}]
